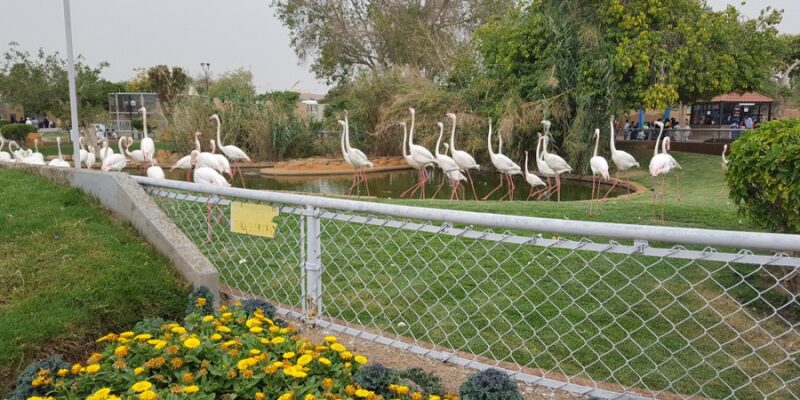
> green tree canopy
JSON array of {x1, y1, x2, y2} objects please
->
[
  {"x1": 147, "y1": 65, "x2": 190, "y2": 116},
  {"x1": 208, "y1": 68, "x2": 256, "y2": 101}
]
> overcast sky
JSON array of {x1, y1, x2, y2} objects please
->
[{"x1": 0, "y1": 0, "x2": 797, "y2": 95}]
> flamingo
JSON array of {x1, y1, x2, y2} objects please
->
[
  {"x1": 209, "y1": 114, "x2": 250, "y2": 187},
  {"x1": 210, "y1": 139, "x2": 234, "y2": 178},
  {"x1": 483, "y1": 119, "x2": 522, "y2": 201},
  {"x1": 605, "y1": 115, "x2": 639, "y2": 197},
  {"x1": 99, "y1": 139, "x2": 114, "y2": 161},
  {"x1": 193, "y1": 150, "x2": 230, "y2": 243},
  {"x1": 398, "y1": 122, "x2": 429, "y2": 199},
  {"x1": 171, "y1": 132, "x2": 203, "y2": 180},
  {"x1": 31, "y1": 139, "x2": 44, "y2": 163},
  {"x1": 407, "y1": 107, "x2": 437, "y2": 198},
  {"x1": 649, "y1": 121, "x2": 674, "y2": 223},
  {"x1": 85, "y1": 146, "x2": 96, "y2": 169},
  {"x1": 589, "y1": 128, "x2": 610, "y2": 215},
  {"x1": 147, "y1": 159, "x2": 166, "y2": 179},
  {"x1": 343, "y1": 112, "x2": 373, "y2": 196},
  {"x1": 443, "y1": 144, "x2": 468, "y2": 200},
  {"x1": 124, "y1": 136, "x2": 146, "y2": 164},
  {"x1": 78, "y1": 137, "x2": 89, "y2": 166},
  {"x1": 541, "y1": 127, "x2": 572, "y2": 202},
  {"x1": 139, "y1": 106, "x2": 155, "y2": 165},
  {"x1": 47, "y1": 137, "x2": 71, "y2": 168},
  {"x1": 523, "y1": 150, "x2": 546, "y2": 200},
  {"x1": 431, "y1": 122, "x2": 463, "y2": 199},
  {"x1": 535, "y1": 132, "x2": 555, "y2": 200},
  {"x1": 101, "y1": 137, "x2": 128, "y2": 171},
  {"x1": 9, "y1": 141, "x2": 24, "y2": 161},
  {"x1": 721, "y1": 144, "x2": 729, "y2": 170},
  {"x1": 446, "y1": 112, "x2": 480, "y2": 200},
  {"x1": 0, "y1": 137, "x2": 13, "y2": 162}
]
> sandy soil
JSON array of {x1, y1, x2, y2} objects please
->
[{"x1": 261, "y1": 156, "x2": 411, "y2": 176}]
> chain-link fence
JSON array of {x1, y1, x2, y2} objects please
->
[{"x1": 135, "y1": 177, "x2": 800, "y2": 400}]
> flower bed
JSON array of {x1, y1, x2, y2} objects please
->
[{"x1": 16, "y1": 298, "x2": 460, "y2": 400}]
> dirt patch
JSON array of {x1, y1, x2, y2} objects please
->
[{"x1": 261, "y1": 156, "x2": 411, "y2": 176}]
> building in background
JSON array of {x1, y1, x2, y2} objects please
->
[
  {"x1": 107, "y1": 92, "x2": 162, "y2": 137},
  {"x1": 690, "y1": 92, "x2": 774, "y2": 128}
]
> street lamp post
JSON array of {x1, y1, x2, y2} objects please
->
[
  {"x1": 62, "y1": 0, "x2": 81, "y2": 168},
  {"x1": 200, "y1": 62, "x2": 211, "y2": 94}
]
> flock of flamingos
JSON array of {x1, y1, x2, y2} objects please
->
[{"x1": 0, "y1": 106, "x2": 700, "y2": 222}]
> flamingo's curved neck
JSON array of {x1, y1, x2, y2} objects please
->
[
  {"x1": 210, "y1": 140, "x2": 216, "y2": 154},
  {"x1": 80, "y1": 137, "x2": 86, "y2": 151},
  {"x1": 34, "y1": 140, "x2": 39, "y2": 153},
  {"x1": 344, "y1": 117, "x2": 352, "y2": 150},
  {"x1": 214, "y1": 117, "x2": 222, "y2": 146},
  {"x1": 661, "y1": 137, "x2": 669, "y2": 154},
  {"x1": 542, "y1": 136, "x2": 550, "y2": 155},
  {"x1": 194, "y1": 134, "x2": 201, "y2": 152},
  {"x1": 487, "y1": 121, "x2": 495, "y2": 157},
  {"x1": 0, "y1": 137, "x2": 4, "y2": 152},
  {"x1": 401, "y1": 125, "x2": 409, "y2": 158},
  {"x1": 435, "y1": 125, "x2": 443, "y2": 157},
  {"x1": 609, "y1": 118, "x2": 617, "y2": 153},
  {"x1": 498, "y1": 129, "x2": 504, "y2": 154},
  {"x1": 118, "y1": 138, "x2": 126, "y2": 154},
  {"x1": 524, "y1": 151, "x2": 530, "y2": 175},
  {"x1": 57, "y1": 138, "x2": 63, "y2": 160},
  {"x1": 340, "y1": 124, "x2": 347, "y2": 158},
  {"x1": 409, "y1": 112, "x2": 416, "y2": 146},
  {"x1": 536, "y1": 136, "x2": 542, "y2": 163},
  {"x1": 654, "y1": 124, "x2": 664, "y2": 156},
  {"x1": 449, "y1": 116, "x2": 456, "y2": 152},
  {"x1": 593, "y1": 131, "x2": 600, "y2": 157},
  {"x1": 142, "y1": 109, "x2": 148, "y2": 139}
]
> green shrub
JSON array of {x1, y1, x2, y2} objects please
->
[
  {"x1": 399, "y1": 367, "x2": 445, "y2": 395},
  {"x1": 459, "y1": 368, "x2": 523, "y2": 400},
  {"x1": 726, "y1": 119, "x2": 800, "y2": 233},
  {"x1": 9, "y1": 355, "x2": 69, "y2": 400},
  {"x1": 354, "y1": 363, "x2": 396, "y2": 396},
  {"x1": 132, "y1": 317, "x2": 169, "y2": 335},
  {"x1": 0, "y1": 120, "x2": 9, "y2": 129},
  {"x1": 241, "y1": 298, "x2": 277, "y2": 319},
  {"x1": 184, "y1": 285, "x2": 214, "y2": 316},
  {"x1": 0, "y1": 123, "x2": 38, "y2": 142}
]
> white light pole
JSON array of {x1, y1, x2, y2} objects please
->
[{"x1": 63, "y1": 0, "x2": 81, "y2": 168}]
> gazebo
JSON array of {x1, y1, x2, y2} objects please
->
[{"x1": 690, "y1": 91, "x2": 773, "y2": 127}]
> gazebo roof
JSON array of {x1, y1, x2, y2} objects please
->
[{"x1": 707, "y1": 91, "x2": 774, "y2": 103}]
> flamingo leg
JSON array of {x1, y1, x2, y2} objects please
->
[
  {"x1": 660, "y1": 175, "x2": 666, "y2": 224},
  {"x1": 555, "y1": 173, "x2": 562, "y2": 202},
  {"x1": 400, "y1": 168, "x2": 422, "y2": 198},
  {"x1": 466, "y1": 170, "x2": 478, "y2": 200},
  {"x1": 507, "y1": 174, "x2": 515, "y2": 201},
  {"x1": 449, "y1": 180, "x2": 457, "y2": 201},
  {"x1": 459, "y1": 182, "x2": 466, "y2": 200},
  {"x1": 482, "y1": 173, "x2": 506, "y2": 200},
  {"x1": 431, "y1": 171, "x2": 446, "y2": 199},
  {"x1": 363, "y1": 169, "x2": 370, "y2": 197},
  {"x1": 204, "y1": 200, "x2": 214, "y2": 244},
  {"x1": 238, "y1": 165, "x2": 247, "y2": 188},
  {"x1": 589, "y1": 175, "x2": 596, "y2": 216},
  {"x1": 604, "y1": 170, "x2": 620, "y2": 199},
  {"x1": 530, "y1": 185, "x2": 548, "y2": 199},
  {"x1": 675, "y1": 173, "x2": 681, "y2": 202}
]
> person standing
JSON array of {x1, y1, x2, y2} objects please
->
[{"x1": 744, "y1": 115, "x2": 754, "y2": 129}]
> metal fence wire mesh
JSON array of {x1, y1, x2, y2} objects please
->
[{"x1": 142, "y1": 183, "x2": 800, "y2": 400}]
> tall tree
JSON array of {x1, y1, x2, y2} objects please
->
[
  {"x1": 147, "y1": 65, "x2": 190, "y2": 116},
  {"x1": 208, "y1": 68, "x2": 256, "y2": 101},
  {"x1": 273, "y1": 0, "x2": 510, "y2": 84}
]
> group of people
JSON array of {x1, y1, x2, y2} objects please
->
[
  {"x1": 622, "y1": 117, "x2": 691, "y2": 142},
  {"x1": 9, "y1": 115, "x2": 55, "y2": 129}
]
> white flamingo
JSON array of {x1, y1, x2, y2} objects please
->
[
  {"x1": 484, "y1": 119, "x2": 521, "y2": 201},
  {"x1": 47, "y1": 137, "x2": 71, "y2": 168},
  {"x1": 171, "y1": 132, "x2": 203, "y2": 180},
  {"x1": 446, "y1": 112, "x2": 480, "y2": 200},
  {"x1": 0, "y1": 137, "x2": 13, "y2": 162},
  {"x1": 721, "y1": 144, "x2": 729, "y2": 170},
  {"x1": 343, "y1": 112, "x2": 373, "y2": 196},
  {"x1": 139, "y1": 106, "x2": 155, "y2": 165},
  {"x1": 99, "y1": 139, "x2": 114, "y2": 161},
  {"x1": 407, "y1": 107, "x2": 437, "y2": 198},
  {"x1": 31, "y1": 139, "x2": 44, "y2": 163},
  {"x1": 589, "y1": 128, "x2": 610, "y2": 215},
  {"x1": 210, "y1": 139, "x2": 234, "y2": 178},
  {"x1": 443, "y1": 143, "x2": 469, "y2": 200},
  {"x1": 605, "y1": 115, "x2": 639, "y2": 197},
  {"x1": 101, "y1": 137, "x2": 128, "y2": 171},
  {"x1": 147, "y1": 159, "x2": 166, "y2": 179},
  {"x1": 124, "y1": 136, "x2": 146, "y2": 164},
  {"x1": 78, "y1": 137, "x2": 89, "y2": 165},
  {"x1": 535, "y1": 132, "x2": 555, "y2": 199},
  {"x1": 192, "y1": 150, "x2": 230, "y2": 243},
  {"x1": 85, "y1": 146, "x2": 96, "y2": 169},
  {"x1": 431, "y1": 122, "x2": 463, "y2": 199},
  {"x1": 398, "y1": 122, "x2": 429, "y2": 199},
  {"x1": 9, "y1": 141, "x2": 24, "y2": 161},
  {"x1": 209, "y1": 114, "x2": 250, "y2": 187},
  {"x1": 523, "y1": 150, "x2": 546, "y2": 200},
  {"x1": 649, "y1": 121, "x2": 675, "y2": 223},
  {"x1": 540, "y1": 123, "x2": 572, "y2": 202}
]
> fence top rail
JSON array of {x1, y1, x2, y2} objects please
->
[{"x1": 134, "y1": 176, "x2": 800, "y2": 252}]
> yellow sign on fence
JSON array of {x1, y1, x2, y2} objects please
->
[{"x1": 230, "y1": 202, "x2": 279, "y2": 238}]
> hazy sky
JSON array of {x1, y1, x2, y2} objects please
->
[{"x1": 0, "y1": 0, "x2": 797, "y2": 95}]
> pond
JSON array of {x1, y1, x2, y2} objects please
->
[{"x1": 140, "y1": 168, "x2": 628, "y2": 201}]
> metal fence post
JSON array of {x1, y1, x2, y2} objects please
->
[{"x1": 304, "y1": 205, "x2": 322, "y2": 324}]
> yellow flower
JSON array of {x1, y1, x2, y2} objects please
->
[
  {"x1": 119, "y1": 331, "x2": 135, "y2": 339},
  {"x1": 222, "y1": 312, "x2": 233, "y2": 318},
  {"x1": 133, "y1": 333, "x2": 152, "y2": 341},
  {"x1": 304, "y1": 395, "x2": 316, "y2": 400},
  {"x1": 171, "y1": 326, "x2": 187, "y2": 335},
  {"x1": 210, "y1": 333, "x2": 222, "y2": 341},
  {"x1": 26, "y1": 397, "x2": 54, "y2": 400},
  {"x1": 330, "y1": 343, "x2": 346, "y2": 352},
  {"x1": 249, "y1": 349, "x2": 262, "y2": 355},
  {"x1": 282, "y1": 365, "x2": 308, "y2": 378},
  {"x1": 322, "y1": 377, "x2": 334, "y2": 388},
  {"x1": 184, "y1": 337, "x2": 201, "y2": 349},
  {"x1": 271, "y1": 336, "x2": 285, "y2": 345},
  {"x1": 355, "y1": 389, "x2": 372, "y2": 398},
  {"x1": 139, "y1": 390, "x2": 157, "y2": 400},
  {"x1": 114, "y1": 345, "x2": 128, "y2": 358},
  {"x1": 282, "y1": 351, "x2": 296, "y2": 359},
  {"x1": 134, "y1": 367, "x2": 145, "y2": 375},
  {"x1": 237, "y1": 357, "x2": 258, "y2": 371},
  {"x1": 87, "y1": 353, "x2": 104, "y2": 363},
  {"x1": 297, "y1": 354, "x2": 313, "y2": 366},
  {"x1": 131, "y1": 380, "x2": 153, "y2": 393},
  {"x1": 254, "y1": 393, "x2": 265, "y2": 400},
  {"x1": 354, "y1": 355, "x2": 367, "y2": 364},
  {"x1": 96, "y1": 333, "x2": 118, "y2": 343},
  {"x1": 147, "y1": 339, "x2": 168, "y2": 349},
  {"x1": 246, "y1": 318, "x2": 262, "y2": 328},
  {"x1": 277, "y1": 392, "x2": 293, "y2": 400},
  {"x1": 318, "y1": 357, "x2": 332, "y2": 366},
  {"x1": 202, "y1": 315, "x2": 215, "y2": 322},
  {"x1": 217, "y1": 325, "x2": 231, "y2": 333},
  {"x1": 269, "y1": 326, "x2": 280, "y2": 333},
  {"x1": 429, "y1": 396, "x2": 441, "y2": 400},
  {"x1": 182, "y1": 385, "x2": 200, "y2": 394},
  {"x1": 56, "y1": 368, "x2": 68, "y2": 377},
  {"x1": 394, "y1": 385, "x2": 410, "y2": 395},
  {"x1": 341, "y1": 351, "x2": 353, "y2": 360},
  {"x1": 87, "y1": 388, "x2": 112, "y2": 400},
  {"x1": 30, "y1": 376, "x2": 48, "y2": 387},
  {"x1": 249, "y1": 326, "x2": 263, "y2": 334},
  {"x1": 411, "y1": 392, "x2": 423, "y2": 400},
  {"x1": 195, "y1": 297, "x2": 207, "y2": 306},
  {"x1": 70, "y1": 363, "x2": 82, "y2": 374},
  {"x1": 324, "y1": 336, "x2": 337, "y2": 343},
  {"x1": 85, "y1": 364, "x2": 101, "y2": 374}
]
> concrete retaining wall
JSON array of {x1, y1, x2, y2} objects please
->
[{"x1": 0, "y1": 162, "x2": 220, "y2": 303}]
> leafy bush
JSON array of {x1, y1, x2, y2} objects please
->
[
  {"x1": 726, "y1": 119, "x2": 800, "y2": 233},
  {"x1": 184, "y1": 285, "x2": 214, "y2": 316},
  {"x1": 18, "y1": 302, "x2": 455, "y2": 400},
  {"x1": 354, "y1": 363, "x2": 396, "y2": 396},
  {"x1": 132, "y1": 317, "x2": 169, "y2": 336},
  {"x1": 9, "y1": 355, "x2": 69, "y2": 400},
  {"x1": 459, "y1": 369, "x2": 523, "y2": 400},
  {"x1": 0, "y1": 123, "x2": 38, "y2": 142},
  {"x1": 241, "y1": 298, "x2": 277, "y2": 320},
  {"x1": 399, "y1": 367, "x2": 445, "y2": 395}
]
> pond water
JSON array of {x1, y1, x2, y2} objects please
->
[{"x1": 141, "y1": 168, "x2": 627, "y2": 201}]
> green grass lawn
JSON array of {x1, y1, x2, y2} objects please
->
[
  {"x1": 150, "y1": 151, "x2": 798, "y2": 399},
  {"x1": 0, "y1": 169, "x2": 190, "y2": 395}
]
